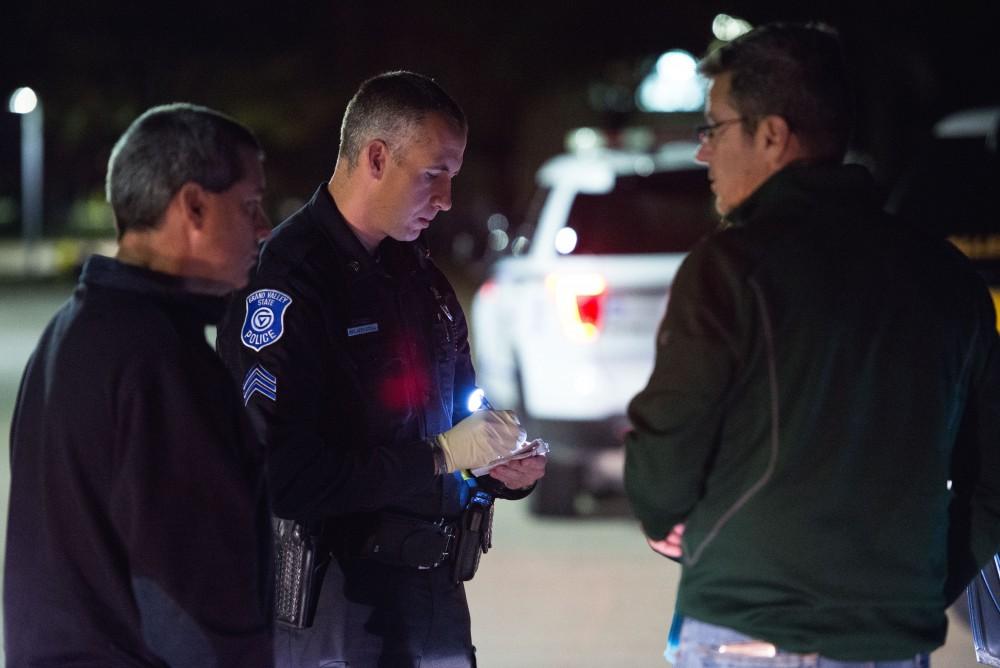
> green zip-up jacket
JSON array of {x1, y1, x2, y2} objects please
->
[{"x1": 624, "y1": 163, "x2": 1000, "y2": 661}]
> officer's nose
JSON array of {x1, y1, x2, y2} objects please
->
[{"x1": 431, "y1": 180, "x2": 452, "y2": 212}]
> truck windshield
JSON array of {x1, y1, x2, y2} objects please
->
[{"x1": 564, "y1": 169, "x2": 718, "y2": 254}]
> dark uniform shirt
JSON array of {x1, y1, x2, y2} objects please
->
[
  {"x1": 218, "y1": 185, "x2": 524, "y2": 667},
  {"x1": 4, "y1": 255, "x2": 273, "y2": 667}
]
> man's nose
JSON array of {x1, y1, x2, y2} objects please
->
[{"x1": 695, "y1": 141, "x2": 711, "y2": 166}]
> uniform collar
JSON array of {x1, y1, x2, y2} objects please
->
[
  {"x1": 306, "y1": 184, "x2": 377, "y2": 271},
  {"x1": 80, "y1": 254, "x2": 229, "y2": 324},
  {"x1": 306, "y1": 184, "x2": 427, "y2": 277}
]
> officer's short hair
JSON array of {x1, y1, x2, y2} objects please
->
[
  {"x1": 106, "y1": 103, "x2": 262, "y2": 238},
  {"x1": 699, "y1": 22, "x2": 852, "y2": 162},
  {"x1": 339, "y1": 71, "x2": 467, "y2": 170}
]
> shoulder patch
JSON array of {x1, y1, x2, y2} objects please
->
[
  {"x1": 243, "y1": 364, "x2": 278, "y2": 405},
  {"x1": 241, "y1": 289, "x2": 293, "y2": 351}
]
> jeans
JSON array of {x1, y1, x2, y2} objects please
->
[{"x1": 670, "y1": 617, "x2": 930, "y2": 668}]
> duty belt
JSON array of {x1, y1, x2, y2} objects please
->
[
  {"x1": 360, "y1": 512, "x2": 457, "y2": 571},
  {"x1": 360, "y1": 493, "x2": 494, "y2": 583}
]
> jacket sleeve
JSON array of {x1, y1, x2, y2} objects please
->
[
  {"x1": 624, "y1": 236, "x2": 748, "y2": 539},
  {"x1": 437, "y1": 274, "x2": 537, "y2": 501},
  {"x1": 112, "y1": 346, "x2": 273, "y2": 668},
  {"x1": 220, "y1": 272, "x2": 437, "y2": 522},
  {"x1": 945, "y1": 299, "x2": 1000, "y2": 603}
]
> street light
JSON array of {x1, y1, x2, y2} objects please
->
[{"x1": 8, "y1": 87, "x2": 44, "y2": 275}]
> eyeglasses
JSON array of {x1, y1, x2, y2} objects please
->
[{"x1": 695, "y1": 117, "x2": 745, "y2": 143}]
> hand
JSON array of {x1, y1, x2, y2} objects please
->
[
  {"x1": 646, "y1": 523, "x2": 685, "y2": 560},
  {"x1": 435, "y1": 410, "x2": 524, "y2": 473},
  {"x1": 488, "y1": 453, "x2": 547, "y2": 489}
]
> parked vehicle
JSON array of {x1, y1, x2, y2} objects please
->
[
  {"x1": 889, "y1": 106, "x2": 1000, "y2": 331},
  {"x1": 471, "y1": 132, "x2": 718, "y2": 515}
]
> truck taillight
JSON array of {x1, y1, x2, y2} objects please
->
[
  {"x1": 477, "y1": 279, "x2": 497, "y2": 299},
  {"x1": 546, "y1": 273, "x2": 607, "y2": 342}
]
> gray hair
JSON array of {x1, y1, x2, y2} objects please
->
[
  {"x1": 106, "y1": 103, "x2": 262, "y2": 237},
  {"x1": 699, "y1": 22, "x2": 853, "y2": 162},
  {"x1": 339, "y1": 71, "x2": 466, "y2": 170}
]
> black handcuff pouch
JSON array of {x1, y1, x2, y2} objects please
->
[{"x1": 361, "y1": 512, "x2": 456, "y2": 570}]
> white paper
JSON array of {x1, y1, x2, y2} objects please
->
[{"x1": 470, "y1": 438, "x2": 550, "y2": 477}]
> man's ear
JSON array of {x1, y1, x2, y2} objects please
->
[
  {"x1": 365, "y1": 140, "x2": 390, "y2": 179},
  {"x1": 756, "y1": 115, "x2": 800, "y2": 169},
  {"x1": 177, "y1": 182, "x2": 208, "y2": 229}
]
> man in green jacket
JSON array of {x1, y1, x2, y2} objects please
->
[{"x1": 625, "y1": 22, "x2": 1000, "y2": 667}]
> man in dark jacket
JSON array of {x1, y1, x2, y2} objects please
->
[
  {"x1": 624, "y1": 23, "x2": 1000, "y2": 667},
  {"x1": 4, "y1": 104, "x2": 274, "y2": 666},
  {"x1": 218, "y1": 71, "x2": 546, "y2": 668}
]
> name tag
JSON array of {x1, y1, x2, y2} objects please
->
[{"x1": 347, "y1": 323, "x2": 379, "y2": 337}]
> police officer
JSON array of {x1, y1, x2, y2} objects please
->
[
  {"x1": 5, "y1": 104, "x2": 274, "y2": 666},
  {"x1": 218, "y1": 71, "x2": 547, "y2": 667}
]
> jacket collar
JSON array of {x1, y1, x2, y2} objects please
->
[
  {"x1": 80, "y1": 254, "x2": 229, "y2": 324},
  {"x1": 726, "y1": 162, "x2": 880, "y2": 229}
]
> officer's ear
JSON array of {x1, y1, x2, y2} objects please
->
[{"x1": 365, "y1": 139, "x2": 390, "y2": 180}]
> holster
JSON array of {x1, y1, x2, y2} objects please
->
[
  {"x1": 273, "y1": 517, "x2": 329, "y2": 629},
  {"x1": 451, "y1": 490, "x2": 494, "y2": 583}
]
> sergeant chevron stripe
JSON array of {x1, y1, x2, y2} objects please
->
[{"x1": 242, "y1": 364, "x2": 277, "y2": 405}]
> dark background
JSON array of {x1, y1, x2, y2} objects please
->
[{"x1": 1, "y1": 0, "x2": 997, "y2": 261}]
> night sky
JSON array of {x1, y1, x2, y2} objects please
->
[{"x1": 1, "y1": 0, "x2": 997, "y2": 256}]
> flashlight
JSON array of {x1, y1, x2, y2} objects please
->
[{"x1": 466, "y1": 387, "x2": 493, "y2": 412}]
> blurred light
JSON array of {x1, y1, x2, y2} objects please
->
[
  {"x1": 574, "y1": 366, "x2": 598, "y2": 396},
  {"x1": 488, "y1": 229, "x2": 509, "y2": 252},
  {"x1": 477, "y1": 279, "x2": 497, "y2": 299},
  {"x1": 712, "y1": 14, "x2": 753, "y2": 41},
  {"x1": 566, "y1": 127, "x2": 606, "y2": 153},
  {"x1": 554, "y1": 227, "x2": 578, "y2": 255},
  {"x1": 993, "y1": 290, "x2": 1000, "y2": 332},
  {"x1": 546, "y1": 273, "x2": 607, "y2": 343},
  {"x1": 487, "y1": 212, "x2": 509, "y2": 232},
  {"x1": 934, "y1": 107, "x2": 1000, "y2": 139},
  {"x1": 9, "y1": 86, "x2": 44, "y2": 275},
  {"x1": 467, "y1": 388, "x2": 488, "y2": 413},
  {"x1": 633, "y1": 155, "x2": 655, "y2": 177},
  {"x1": 658, "y1": 50, "x2": 698, "y2": 81},
  {"x1": 8, "y1": 87, "x2": 38, "y2": 114},
  {"x1": 636, "y1": 50, "x2": 705, "y2": 112},
  {"x1": 511, "y1": 236, "x2": 529, "y2": 256}
]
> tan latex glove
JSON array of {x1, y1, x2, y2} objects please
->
[{"x1": 434, "y1": 409, "x2": 526, "y2": 473}]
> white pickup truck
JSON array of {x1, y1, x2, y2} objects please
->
[{"x1": 471, "y1": 137, "x2": 718, "y2": 515}]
